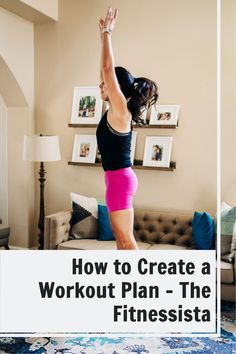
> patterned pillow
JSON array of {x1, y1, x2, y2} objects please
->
[
  {"x1": 214, "y1": 202, "x2": 236, "y2": 263},
  {"x1": 69, "y1": 193, "x2": 98, "y2": 239}
]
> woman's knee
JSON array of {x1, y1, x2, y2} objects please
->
[
  {"x1": 113, "y1": 229, "x2": 134, "y2": 245},
  {"x1": 116, "y1": 237, "x2": 136, "y2": 250},
  {"x1": 109, "y1": 220, "x2": 138, "y2": 249},
  {"x1": 111, "y1": 224, "x2": 130, "y2": 238}
]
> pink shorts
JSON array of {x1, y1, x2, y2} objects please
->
[{"x1": 105, "y1": 167, "x2": 138, "y2": 212}]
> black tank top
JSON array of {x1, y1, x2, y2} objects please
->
[{"x1": 96, "y1": 110, "x2": 133, "y2": 171}]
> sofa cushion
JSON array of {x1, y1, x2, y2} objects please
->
[
  {"x1": 97, "y1": 204, "x2": 115, "y2": 241},
  {"x1": 69, "y1": 193, "x2": 98, "y2": 240},
  {"x1": 134, "y1": 209, "x2": 193, "y2": 247},
  {"x1": 220, "y1": 260, "x2": 234, "y2": 284},
  {"x1": 192, "y1": 212, "x2": 214, "y2": 250},
  {"x1": 57, "y1": 239, "x2": 152, "y2": 250},
  {"x1": 148, "y1": 244, "x2": 190, "y2": 251}
]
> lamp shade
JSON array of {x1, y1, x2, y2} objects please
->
[{"x1": 23, "y1": 135, "x2": 61, "y2": 162}]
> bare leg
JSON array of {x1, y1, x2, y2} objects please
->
[{"x1": 108, "y1": 208, "x2": 139, "y2": 250}]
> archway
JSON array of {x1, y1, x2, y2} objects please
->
[{"x1": 0, "y1": 56, "x2": 32, "y2": 248}]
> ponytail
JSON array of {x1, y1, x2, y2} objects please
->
[
  {"x1": 128, "y1": 77, "x2": 159, "y2": 125},
  {"x1": 114, "y1": 67, "x2": 159, "y2": 126}
]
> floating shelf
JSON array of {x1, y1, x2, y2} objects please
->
[
  {"x1": 68, "y1": 123, "x2": 177, "y2": 129},
  {"x1": 68, "y1": 159, "x2": 176, "y2": 171}
]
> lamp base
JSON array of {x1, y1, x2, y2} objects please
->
[
  {"x1": 38, "y1": 233, "x2": 44, "y2": 250},
  {"x1": 38, "y1": 161, "x2": 46, "y2": 250}
]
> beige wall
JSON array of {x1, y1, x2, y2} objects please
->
[
  {"x1": 0, "y1": 8, "x2": 34, "y2": 106},
  {"x1": 222, "y1": 0, "x2": 236, "y2": 205},
  {"x1": 0, "y1": 0, "x2": 58, "y2": 23},
  {"x1": 35, "y1": 0, "x2": 219, "y2": 222},
  {"x1": 0, "y1": 7, "x2": 35, "y2": 247},
  {"x1": 8, "y1": 107, "x2": 33, "y2": 247},
  {"x1": 19, "y1": 0, "x2": 58, "y2": 20}
]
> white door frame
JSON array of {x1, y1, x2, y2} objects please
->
[{"x1": 0, "y1": 95, "x2": 8, "y2": 224}]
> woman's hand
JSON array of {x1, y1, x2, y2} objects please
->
[{"x1": 99, "y1": 7, "x2": 118, "y2": 35}]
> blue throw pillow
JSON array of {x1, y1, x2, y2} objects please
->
[
  {"x1": 97, "y1": 204, "x2": 115, "y2": 241},
  {"x1": 192, "y1": 212, "x2": 214, "y2": 249}
]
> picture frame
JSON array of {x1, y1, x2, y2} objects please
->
[
  {"x1": 143, "y1": 136, "x2": 173, "y2": 167},
  {"x1": 132, "y1": 109, "x2": 148, "y2": 126},
  {"x1": 72, "y1": 134, "x2": 97, "y2": 163},
  {"x1": 141, "y1": 109, "x2": 148, "y2": 123},
  {"x1": 96, "y1": 149, "x2": 102, "y2": 163},
  {"x1": 70, "y1": 86, "x2": 103, "y2": 124},
  {"x1": 131, "y1": 131, "x2": 137, "y2": 164},
  {"x1": 149, "y1": 105, "x2": 179, "y2": 126}
]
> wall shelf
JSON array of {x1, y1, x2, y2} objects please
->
[
  {"x1": 68, "y1": 123, "x2": 177, "y2": 129},
  {"x1": 68, "y1": 159, "x2": 176, "y2": 171}
]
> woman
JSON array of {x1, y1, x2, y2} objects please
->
[
  {"x1": 96, "y1": 7, "x2": 158, "y2": 250},
  {"x1": 152, "y1": 145, "x2": 162, "y2": 161}
]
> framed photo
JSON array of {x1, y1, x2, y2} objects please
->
[
  {"x1": 70, "y1": 86, "x2": 103, "y2": 124},
  {"x1": 72, "y1": 134, "x2": 97, "y2": 163},
  {"x1": 131, "y1": 131, "x2": 137, "y2": 164},
  {"x1": 141, "y1": 109, "x2": 148, "y2": 123},
  {"x1": 132, "y1": 109, "x2": 148, "y2": 126},
  {"x1": 96, "y1": 149, "x2": 102, "y2": 163},
  {"x1": 149, "y1": 105, "x2": 179, "y2": 126},
  {"x1": 143, "y1": 136, "x2": 173, "y2": 167}
]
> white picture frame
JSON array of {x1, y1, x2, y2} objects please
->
[
  {"x1": 132, "y1": 109, "x2": 148, "y2": 126},
  {"x1": 149, "y1": 105, "x2": 179, "y2": 126},
  {"x1": 70, "y1": 86, "x2": 103, "y2": 124},
  {"x1": 143, "y1": 136, "x2": 173, "y2": 167},
  {"x1": 131, "y1": 131, "x2": 137, "y2": 164},
  {"x1": 72, "y1": 134, "x2": 97, "y2": 163},
  {"x1": 141, "y1": 109, "x2": 148, "y2": 123}
]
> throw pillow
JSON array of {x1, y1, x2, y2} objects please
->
[
  {"x1": 231, "y1": 223, "x2": 236, "y2": 262},
  {"x1": 192, "y1": 211, "x2": 214, "y2": 250},
  {"x1": 69, "y1": 192, "x2": 98, "y2": 239},
  {"x1": 97, "y1": 204, "x2": 115, "y2": 241},
  {"x1": 96, "y1": 197, "x2": 106, "y2": 206},
  {"x1": 214, "y1": 202, "x2": 236, "y2": 263}
]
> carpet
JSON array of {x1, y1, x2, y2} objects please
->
[{"x1": 0, "y1": 301, "x2": 235, "y2": 354}]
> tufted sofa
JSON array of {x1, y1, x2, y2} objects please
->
[{"x1": 44, "y1": 208, "x2": 236, "y2": 301}]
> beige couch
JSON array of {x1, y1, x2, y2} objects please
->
[{"x1": 44, "y1": 208, "x2": 236, "y2": 302}]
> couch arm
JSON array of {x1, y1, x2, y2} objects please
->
[{"x1": 44, "y1": 210, "x2": 72, "y2": 249}]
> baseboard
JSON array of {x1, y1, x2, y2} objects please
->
[
  {"x1": 2, "y1": 245, "x2": 39, "y2": 250},
  {"x1": 7, "y1": 245, "x2": 30, "y2": 250}
]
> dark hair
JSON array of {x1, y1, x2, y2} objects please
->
[{"x1": 115, "y1": 66, "x2": 159, "y2": 125}]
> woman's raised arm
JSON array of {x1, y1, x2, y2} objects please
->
[{"x1": 99, "y1": 7, "x2": 129, "y2": 118}]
